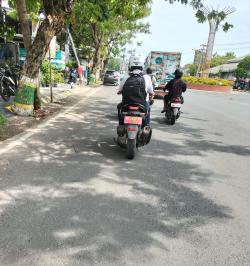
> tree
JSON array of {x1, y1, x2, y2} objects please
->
[
  {"x1": 10, "y1": 0, "x2": 75, "y2": 115},
  {"x1": 188, "y1": 64, "x2": 198, "y2": 76},
  {"x1": 210, "y1": 52, "x2": 236, "y2": 67},
  {"x1": 0, "y1": 6, "x2": 17, "y2": 40},
  {"x1": 71, "y1": 0, "x2": 151, "y2": 79},
  {"x1": 166, "y1": 0, "x2": 202, "y2": 5},
  {"x1": 107, "y1": 57, "x2": 120, "y2": 71},
  {"x1": 195, "y1": 5, "x2": 235, "y2": 77},
  {"x1": 101, "y1": 21, "x2": 150, "y2": 75},
  {"x1": 15, "y1": 0, "x2": 32, "y2": 50},
  {"x1": 235, "y1": 56, "x2": 250, "y2": 78}
]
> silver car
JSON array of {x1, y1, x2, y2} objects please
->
[{"x1": 103, "y1": 70, "x2": 120, "y2": 85}]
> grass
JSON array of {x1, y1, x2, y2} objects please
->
[{"x1": 0, "y1": 111, "x2": 7, "y2": 125}]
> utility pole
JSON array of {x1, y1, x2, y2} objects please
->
[
  {"x1": 64, "y1": 26, "x2": 70, "y2": 64},
  {"x1": 67, "y1": 26, "x2": 80, "y2": 67},
  {"x1": 48, "y1": 47, "x2": 53, "y2": 103},
  {"x1": 196, "y1": 44, "x2": 207, "y2": 77}
]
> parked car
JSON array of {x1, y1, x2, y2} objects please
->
[
  {"x1": 119, "y1": 72, "x2": 125, "y2": 82},
  {"x1": 103, "y1": 70, "x2": 120, "y2": 85}
]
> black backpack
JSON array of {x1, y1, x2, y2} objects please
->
[{"x1": 122, "y1": 73, "x2": 146, "y2": 105}]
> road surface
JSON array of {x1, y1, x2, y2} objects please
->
[{"x1": 0, "y1": 86, "x2": 250, "y2": 265}]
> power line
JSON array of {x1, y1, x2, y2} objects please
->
[
  {"x1": 214, "y1": 41, "x2": 250, "y2": 46},
  {"x1": 214, "y1": 46, "x2": 250, "y2": 51}
]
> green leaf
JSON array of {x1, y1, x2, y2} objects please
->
[
  {"x1": 223, "y1": 22, "x2": 233, "y2": 32},
  {"x1": 195, "y1": 10, "x2": 206, "y2": 23}
]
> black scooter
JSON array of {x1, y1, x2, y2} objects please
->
[{"x1": 0, "y1": 65, "x2": 20, "y2": 102}]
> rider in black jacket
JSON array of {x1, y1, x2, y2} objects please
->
[{"x1": 161, "y1": 69, "x2": 187, "y2": 113}]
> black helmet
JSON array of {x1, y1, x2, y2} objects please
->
[
  {"x1": 146, "y1": 67, "x2": 152, "y2": 74},
  {"x1": 174, "y1": 69, "x2": 183, "y2": 78}
]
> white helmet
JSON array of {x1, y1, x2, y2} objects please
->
[{"x1": 128, "y1": 54, "x2": 144, "y2": 71}]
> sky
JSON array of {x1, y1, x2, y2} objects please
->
[{"x1": 131, "y1": 0, "x2": 250, "y2": 66}]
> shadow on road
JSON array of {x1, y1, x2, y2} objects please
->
[{"x1": 1, "y1": 96, "x2": 247, "y2": 265}]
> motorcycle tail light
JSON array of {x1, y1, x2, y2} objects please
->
[
  {"x1": 174, "y1": 98, "x2": 181, "y2": 103},
  {"x1": 129, "y1": 106, "x2": 140, "y2": 110}
]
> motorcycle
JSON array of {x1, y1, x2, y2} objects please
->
[
  {"x1": 0, "y1": 65, "x2": 20, "y2": 102},
  {"x1": 116, "y1": 103, "x2": 152, "y2": 159},
  {"x1": 69, "y1": 70, "x2": 77, "y2": 89},
  {"x1": 165, "y1": 96, "x2": 182, "y2": 125}
]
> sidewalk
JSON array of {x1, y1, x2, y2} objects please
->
[
  {"x1": 0, "y1": 83, "x2": 96, "y2": 141},
  {"x1": 0, "y1": 83, "x2": 94, "y2": 115},
  {"x1": 40, "y1": 83, "x2": 84, "y2": 104}
]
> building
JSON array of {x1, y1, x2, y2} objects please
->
[
  {"x1": 208, "y1": 55, "x2": 250, "y2": 80},
  {"x1": 0, "y1": 2, "x2": 64, "y2": 68}
]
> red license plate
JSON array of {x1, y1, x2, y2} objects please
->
[{"x1": 124, "y1": 116, "x2": 142, "y2": 125}]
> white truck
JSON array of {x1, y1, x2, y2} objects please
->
[{"x1": 145, "y1": 51, "x2": 182, "y2": 85}]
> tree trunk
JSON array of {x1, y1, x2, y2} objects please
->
[
  {"x1": 90, "y1": 23, "x2": 104, "y2": 81},
  {"x1": 102, "y1": 57, "x2": 109, "y2": 75},
  {"x1": 202, "y1": 21, "x2": 217, "y2": 78},
  {"x1": 12, "y1": 15, "x2": 65, "y2": 115},
  {"x1": 102, "y1": 45, "x2": 113, "y2": 75},
  {"x1": 92, "y1": 44, "x2": 101, "y2": 81},
  {"x1": 16, "y1": 0, "x2": 32, "y2": 51}
]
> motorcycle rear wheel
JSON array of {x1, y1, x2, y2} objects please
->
[
  {"x1": 170, "y1": 113, "x2": 176, "y2": 125},
  {"x1": 126, "y1": 139, "x2": 136, "y2": 159},
  {"x1": 166, "y1": 111, "x2": 176, "y2": 125},
  {"x1": 0, "y1": 79, "x2": 11, "y2": 102}
]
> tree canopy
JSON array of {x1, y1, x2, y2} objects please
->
[
  {"x1": 187, "y1": 64, "x2": 199, "y2": 76},
  {"x1": 70, "y1": 0, "x2": 151, "y2": 76},
  {"x1": 235, "y1": 56, "x2": 250, "y2": 78},
  {"x1": 210, "y1": 52, "x2": 236, "y2": 67}
]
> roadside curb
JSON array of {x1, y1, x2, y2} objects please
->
[
  {"x1": 188, "y1": 86, "x2": 232, "y2": 93},
  {"x1": 231, "y1": 90, "x2": 250, "y2": 95},
  {"x1": 188, "y1": 88, "x2": 233, "y2": 94},
  {"x1": 40, "y1": 85, "x2": 86, "y2": 103},
  {"x1": 3, "y1": 85, "x2": 91, "y2": 113}
]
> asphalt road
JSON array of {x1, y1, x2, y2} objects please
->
[{"x1": 0, "y1": 86, "x2": 250, "y2": 266}]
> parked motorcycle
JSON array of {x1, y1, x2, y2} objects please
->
[
  {"x1": 0, "y1": 65, "x2": 20, "y2": 102},
  {"x1": 165, "y1": 96, "x2": 182, "y2": 125},
  {"x1": 116, "y1": 103, "x2": 152, "y2": 159}
]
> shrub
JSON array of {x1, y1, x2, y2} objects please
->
[
  {"x1": 183, "y1": 76, "x2": 233, "y2": 86},
  {"x1": 53, "y1": 71, "x2": 64, "y2": 84},
  {"x1": 66, "y1": 60, "x2": 78, "y2": 69},
  {"x1": 40, "y1": 60, "x2": 64, "y2": 86}
]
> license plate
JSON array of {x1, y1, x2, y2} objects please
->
[
  {"x1": 124, "y1": 116, "x2": 142, "y2": 125},
  {"x1": 171, "y1": 103, "x2": 181, "y2": 108}
]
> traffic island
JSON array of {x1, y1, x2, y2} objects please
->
[
  {"x1": 188, "y1": 84, "x2": 232, "y2": 93},
  {"x1": 183, "y1": 77, "x2": 233, "y2": 93}
]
